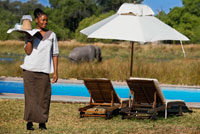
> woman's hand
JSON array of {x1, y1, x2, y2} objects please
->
[
  {"x1": 24, "y1": 34, "x2": 33, "y2": 55},
  {"x1": 27, "y1": 34, "x2": 33, "y2": 42},
  {"x1": 51, "y1": 73, "x2": 58, "y2": 83}
]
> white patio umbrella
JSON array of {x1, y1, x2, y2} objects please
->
[{"x1": 80, "y1": 3, "x2": 189, "y2": 76}]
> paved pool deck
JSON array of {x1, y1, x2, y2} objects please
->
[{"x1": 0, "y1": 76, "x2": 200, "y2": 108}]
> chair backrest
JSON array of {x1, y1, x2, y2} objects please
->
[
  {"x1": 126, "y1": 78, "x2": 166, "y2": 104},
  {"x1": 83, "y1": 78, "x2": 121, "y2": 104}
]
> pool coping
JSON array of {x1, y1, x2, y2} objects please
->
[
  {"x1": 0, "y1": 76, "x2": 200, "y2": 109},
  {"x1": 0, "y1": 93, "x2": 200, "y2": 109},
  {"x1": 1, "y1": 76, "x2": 200, "y2": 89}
]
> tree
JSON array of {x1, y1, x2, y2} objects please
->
[
  {"x1": 183, "y1": 0, "x2": 200, "y2": 17},
  {"x1": 48, "y1": 0, "x2": 99, "y2": 33},
  {"x1": 0, "y1": 8, "x2": 19, "y2": 40},
  {"x1": 166, "y1": 7, "x2": 184, "y2": 27},
  {"x1": 0, "y1": 0, "x2": 45, "y2": 40},
  {"x1": 49, "y1": 0, "x2": 59, "y2": 8},
  {"x1": 75, "y1": 11, "x2": 115, "y2": 42},
  {"x1": 156, "y1": 1, "x2": 200, "y2": 43},
  {"x1": 0, "y1": 0, "x2": 10, "y2": 9}
]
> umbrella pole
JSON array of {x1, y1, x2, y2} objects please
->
[{"x1": 130, "y1": 42, "x2": 134, "y2": 77}]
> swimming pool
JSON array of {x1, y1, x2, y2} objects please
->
[
  {"x1": 0, "y1": 58, "x2": 14, "y2": 61},
  {"x1": 0, "y1": 81, "x2": 200, "y2": 102}
]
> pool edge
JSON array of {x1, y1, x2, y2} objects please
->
[
  {"x1": 0, "y1": 93, "x2": 200, "y2": 109},
  {"x1": 1, "y1": 76, "x2": 200, "y2": 89}
]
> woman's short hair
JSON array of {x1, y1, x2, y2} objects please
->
[{"x1": 34, "y1": 8, "x2": 47, "y2": 19}]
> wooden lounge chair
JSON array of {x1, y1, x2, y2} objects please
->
[
  {"x1": 121, "y1": 78, "x2": 187, "y2": 120},
  {"x1": 79, "y1": 78, "x2": 129, "y2": 119}
]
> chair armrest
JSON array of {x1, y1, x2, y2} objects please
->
[{"x1": 120, "y1": 99, "x2": 129, "y2": 108}]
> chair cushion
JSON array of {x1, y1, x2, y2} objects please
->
[{"x1": 85, "y1": 106, "x2": 106, "y2": 114}]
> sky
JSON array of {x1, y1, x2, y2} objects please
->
[
  {"x1": 143, "y1": 0, "x2": 183, "y2": 14},
  {"x1": 15, "y1": 0, "x2": 183, "y2": 14}
]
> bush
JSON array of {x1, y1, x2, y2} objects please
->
[
  {"x1": 75, "y1": 11, "x2": 115, "y2": 43},
  {"x1": 47, "y1": 20, "x2": 70, "y2": 40}
]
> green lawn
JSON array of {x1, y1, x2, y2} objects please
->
[{"x1": 0, "y1": 99, "x2": 200, "y2": 134}]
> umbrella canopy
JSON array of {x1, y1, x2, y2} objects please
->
[
  {"x1": 80, "y1": 3, "x2": 189, "y2": 43},
  {"x1": 81, "y1": 14, "x2": 189, "y2": 43},
  {"x1": 80, "y1": 3, "x2": 189, "y2": 76},
  {"x1": 117, "y1": 3, "x2": 154, "y2": 16},
  {"x1": 80, "y1": 3, "x2": 189, "y2": 42}
]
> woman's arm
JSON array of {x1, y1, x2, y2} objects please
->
[
  {"x1": 24, "y1": 35, "x2": 33, "y2": 55},
  {"x1": 52, "y1": 56, "x2": 58, "y2": 83}
]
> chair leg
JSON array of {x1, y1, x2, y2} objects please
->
[
  {"x1": 106, "y1": 112, "x2": 113, "y2": 120},
  {"x1": 121, "y1": 113, "x2": 126, "y2": 120},
  {"x1": 165, "y1": 105, "x2": 167, "y2": 119},
  {"x1": 178, "y1": 105, "x2": 183, "y2": 116},
  {"x1": 80, "y1": 111, "x2": 84, "y2": 118},
  {"x1": 150, "y1": 113, "x2": 157, "y2": 120}
]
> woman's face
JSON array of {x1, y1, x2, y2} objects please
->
[{"x1": 35, "y1": 14, "x2": 48, "y2": 30}]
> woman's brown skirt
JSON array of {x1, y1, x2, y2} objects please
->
[{"x1": 23, "y1": 70, "x2": 51, "y2": 123}]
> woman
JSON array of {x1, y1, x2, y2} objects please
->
[{"x1": 20, "y1": 8, "x2": 59, "y2": 130}]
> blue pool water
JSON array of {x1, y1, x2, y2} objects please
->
[
  {"x1": 0, "y1": 58, "x2": 14, "y2": 62},
  {"x1": 0, "y1": 81, "x2": 200, "y2": 102}
]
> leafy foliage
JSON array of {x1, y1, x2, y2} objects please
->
[
  {"x1": 48, "y1": 0, "x2": 99, "y2": 32},
  {"x1": 157, "y1": 0, "x2": 200, "y2": 43},
  {"x1": 0, "y1": 0, "x2": 44, "y2": 40},
  {"x1": 183, "y1": 0, "x2": 200, "y2": 17},
  {"x1": 75, "y1": 11, "x2": 115, "y2": 42},
  {"x1": 1, "y1": 0, "x2": 200, "y2": 43}
]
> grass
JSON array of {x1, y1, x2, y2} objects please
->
[
  {"x1": 0, "y1": 40, "x2": 200, "y2": 85},
  {"x1": 0, "y1": 99, "x2": 200, "y2": 134}
]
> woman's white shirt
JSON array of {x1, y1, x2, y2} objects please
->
[{"x1": 20, "y1": 31, "x2": 59, "y2": 74}]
